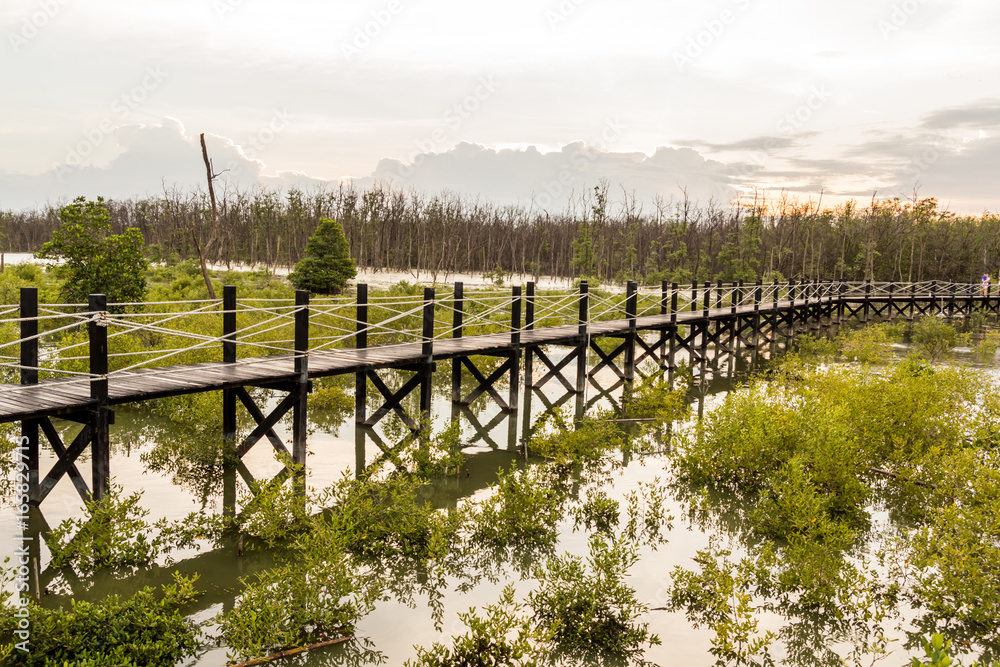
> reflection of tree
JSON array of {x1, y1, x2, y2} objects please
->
[
  {"x1": 667, "y1": 470, "x2": 895, "y2": 667},
  {"x1": 123, "y1": 395, "x2": 246, "y2": 506},
  {"x1": 308, "y1": 376, "x2": 355, "y2": 435}
]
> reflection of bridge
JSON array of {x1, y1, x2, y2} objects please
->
[{"x1": 3, "y1": 279, "x2": 992, "y2": 506}]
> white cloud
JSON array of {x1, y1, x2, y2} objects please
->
[
  {"x1": 0, "y1": 119, "x2": 324, "y2": 210},
  {"x1": 365, "y1": 141, "x2": 738, "y2": 211}
]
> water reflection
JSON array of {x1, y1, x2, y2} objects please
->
[{"x1": 8, "y1": 334, "x2": 790, "y2": 665}]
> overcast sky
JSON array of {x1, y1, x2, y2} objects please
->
[{"x1": 1, "y1": 0, "x2": 998, "y2": 213}]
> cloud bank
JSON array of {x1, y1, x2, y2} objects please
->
[
  {"x1": 365, "y1": 141, "x2": 739, "y2": 211},
  {"x1": 0, "y1": 118, "x2": 325, "y2": 210},
  {"x1": 2, "y1": 99, "x2": 999, "y2": 214}
]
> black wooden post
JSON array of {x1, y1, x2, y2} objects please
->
[
  {"x1": 659, "y1": 279, "x2": 669, "y2": 369},
  {"x1": 698, "y1": 321, "x2": 709, "y2": 377},
  {"x1": 715, "y1": 279, "x2": 723, "y2": 310},
  {"x1": 451, "y1": 282, "x2": 464, "y2": 404},
  {"x1": 752, "y1": 279, "x2": 762, "y2": 348},
  {"x1": 420, "y1": 287, "x2": 435, "y2": 422},
  {"x1": 222, "y1": 285, "x2": 237, "y2": 516},
  {"x1": 732, "y1": 280, "x2": 741, "y2": 353},
  {"x1": 836, "y1": 281, "x2": 844, "y2": 323},
  {"x1": 625, "y1": 281, "x2": 637, "y2": 383},
  {"x1": 819, "y1": 280, "x2": 829, "y2": 325},
  {"x1": 355, "y1": 426, "x2": 366, "y2": 480},
  {"x1": 691, "y1": 280, "x2": 698, "y2": 312},
  {"x1": 576, "y1": 281, "x2": 588, "y2": 394},
  {"x1": 811, "y1": 280, "x2": 821, "y2": 329},
  {"x1": 20, "y1": 287, "x2": 38, "y2": 498},
  {"x1": 909, "y1": 281, "x2": 916, "y2": 321},
  {"x1": 823, "y1": 280, "x2": 836, "y2": 326},
  {"x1": 520, "y1": 379, "x2": 533, "y2": 457},
  {"x1": 355, "y1": 284, "x2": 368, "y2": 424},
  {"x1": 702, "y1": 281, "x2": 711, "y2": 317},
  {"x1": 808, "y1": 279, "x2": 815, "y2": 325},
  {"x1": 292, "y1": 290, "x2": 309, "y2": 467},
  {"x1": 949, "y1": 279, "x2": 956, "y2": 318},
  {"x1": 863, "y1": 279, "x2": 872, "y2": 323},
  {"x1": 509, "y1": 285, "x2": 522, "y2": 411},
  {"x1": 888, "y1": 282, "x2": 895, "y2": 322},
  {"x1": 785, "y1": 278, "x2": 795, "y2": 338},
  {"x1": 823, "y1": 280, "x2": 829, "y2": 323},
  {"x1": 667, "y1": 282, "x2": 678, "y2": 382},
  {"x1": 524, "y1": 281, "x2": 535, "y2": 386},
  {"x1": 89, "y1": 294, "x2": 110, "y2": 501},
  {"x1": 223, "y1": 285, "x2": 237, "y2": 364}
]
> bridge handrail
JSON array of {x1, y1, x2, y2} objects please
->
[{"x1": 0, "y1": 279, "x2": 989, "y2": 386}]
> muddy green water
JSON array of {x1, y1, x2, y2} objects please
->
[{"x1": 2, "y1": 329, "x2": 994, "y2": 666}]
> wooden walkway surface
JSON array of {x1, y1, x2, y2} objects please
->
[{"x1": 0, "y1": 300, "x2": 820, "y2": 424}]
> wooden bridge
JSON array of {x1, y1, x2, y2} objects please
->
[{"x1": 4, "y1": 278, "x2": 994, "y2": 506}]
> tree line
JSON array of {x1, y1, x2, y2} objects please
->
[{"x1": 2, "y1": 182, "x2": 998, "y2": 284}]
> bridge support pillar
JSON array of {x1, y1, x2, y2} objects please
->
[
  {"x1": 576, "y1": 281, "x2": 589, "y2": 394},
  {"x1": 89, "y1": 293, "x2": 110, "y2": 501},
  {"x1": 509, "y1": 286, "x2": 522, "y2": 411},
  {"x1": 863, "y1": 279, "x2": 872, "y2": 323},
  {"x1": 20, "y1": 287, "x2": 39, "y2": 500},
  {"x1": 624, "y1": 281, "x2": 637, "y2": 383},
  {"x1": 355, "y1": 284, "x2": 368, "y2": 425},
  {"x1": 223, "y1": 285, "x2": 237, "y2": 517},
  {"x1": 291, "y1": 290, "x2": 309, "y2": 496},
  {"x1": 523, "y1": 282, "x2": 535, "y2": 386}
]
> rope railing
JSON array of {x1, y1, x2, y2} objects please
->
[{"x1": 0, "y1": 279, "x2": 991, "y2": 389}]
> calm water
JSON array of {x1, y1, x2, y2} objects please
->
[{"x1": 2, "y1": 323, "x2": 994, "y2": 666}]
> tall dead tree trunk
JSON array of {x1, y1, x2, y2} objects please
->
[{"x1": 198, "y1": 133, "x2": 219, "y2": 299}]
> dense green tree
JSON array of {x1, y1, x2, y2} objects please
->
[
  {"x1": 36, "y1": 196, "x2": 148, "y2": 304},
  {"x1": 287, "y1": 218, "x2": 357, "y2": 294}
]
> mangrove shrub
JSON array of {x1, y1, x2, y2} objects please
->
[{"x1": 36, "y1": 196, "x2": 148, "y2": 304}]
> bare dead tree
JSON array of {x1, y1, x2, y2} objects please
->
[{"x1": 197, "y1": 133, "x2": 220, "y2": 299}]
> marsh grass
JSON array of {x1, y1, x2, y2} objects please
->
[{"x1": 668, "y1": 333, "x2": 1000, "y2": 664}]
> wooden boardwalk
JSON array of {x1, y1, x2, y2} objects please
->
[
  {"x1": 7, "y1": 278, "x2": 993, "y2": 505},
  {"x1": 0, "y1": 300, "x2": 807, "y2": 423}
]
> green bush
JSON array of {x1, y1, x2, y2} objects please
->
[
  {"x1": 45, "y1": 483, "x2": 163, "y2": 573},
  {"x1": 320, "y1": 473, "x2": 465, "y2": 563},
  {"x1": 912, "y1": 317, "x2": 958, "y2": 360},
  {"x1": 406, "y1": 585, "x2": 539, "y2": 667},
  {"x1": 35, "y1": 196, "x2": 148, "y2": 305},
  {"x1": 527, "y1": 411, "x2": 627, "y2": 465},
  {"x1": 0, "y1": 573, "x2": 201, "y2": 666},
  {"x1": 470, "y1": 466, "x2": 564, "y2": 549},
  {"x1": 219, "y1": 536, "x2": 371, "y2": 663},
  {"x1": 288, "y1": 218, "x2": 357, "y2": 294},
  {"x1": 529, "y1": 534, "x2": 660, "y2": 658}
]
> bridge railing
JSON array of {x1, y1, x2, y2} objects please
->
[{"x1": 0, "y1": 279, "x2": 989, "y2": 389}]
